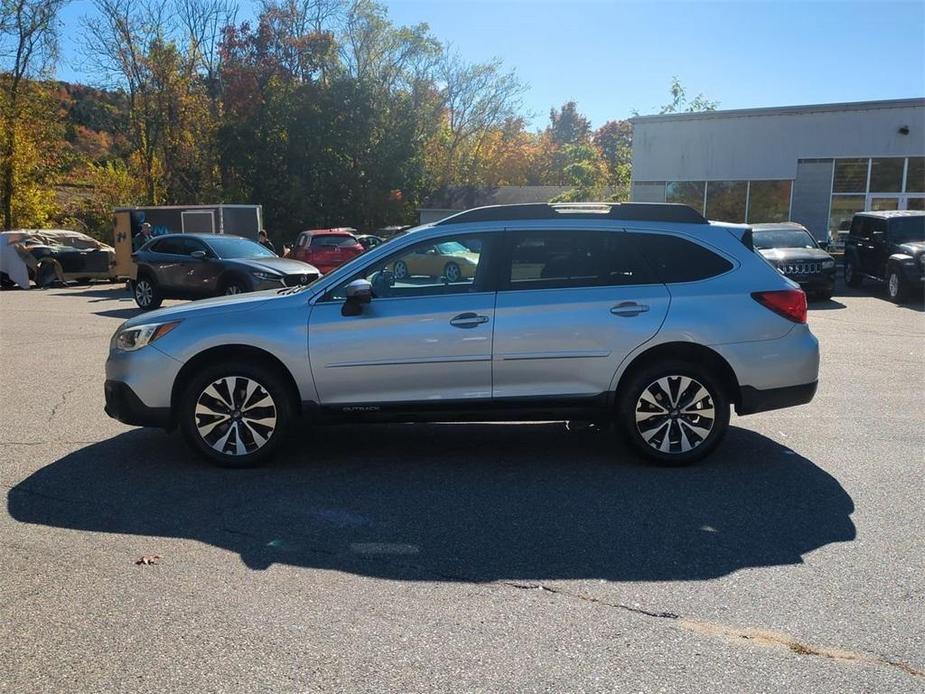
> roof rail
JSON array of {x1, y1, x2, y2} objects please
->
[{"x1": 434, "y1": 202, "x2": 708, "y2": 226}]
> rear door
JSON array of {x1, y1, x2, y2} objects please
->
[
  {"x1": 308, "y1": 232, "x2": 500, "y2": 406},
  {"x1": 866, "y1": 218, "x2": 889, "y2": 276},
  {"x1": 492, "y1": 228, "x2": 670, "y2": 401}
]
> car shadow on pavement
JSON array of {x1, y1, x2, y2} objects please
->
[
  {"x1": 7, "y1": 423, "x2": 855, "y2": 582},
  {"x1": 807, "y1": 298, "x2": 847, "y2": 311}
]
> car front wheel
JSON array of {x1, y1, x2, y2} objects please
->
[
  {"x1": 178, "y1": 360, "x2": 294, "y2": 467},
  {"x1": 619, "y1": 361, "x2": 730, "y2": 466}
]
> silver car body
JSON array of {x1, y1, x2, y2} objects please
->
[{"x1": 107, "y1": 212, "x2": 819, "y2": 422}]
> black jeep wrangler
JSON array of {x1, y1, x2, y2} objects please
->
[{"x1": 843, "y1": 211, "x2": 924, "y2": 302}]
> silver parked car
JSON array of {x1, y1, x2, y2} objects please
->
[{"x1": 105, "y1": 203, "x2": 819, "y2": 468}]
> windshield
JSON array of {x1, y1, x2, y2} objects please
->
[
  {"x1": 204, "y1": 236, "x2": 276, "y2": 258},
  {"x1": 435, "y1": 241, "x2": 469, "y2": 254},
  {"x1": 890, "y1": 216, "x2": 925, "y2": 243},
  {"x1": 311, "y1": 234, "x2": 358, "y2": 248},
  {"x1": 753, "y1": 229, "x2": 818, "y2": 250}
]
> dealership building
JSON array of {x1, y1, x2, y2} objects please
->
[{"x1": 629, "y1": 98, "x2": 925, "y2": 241}]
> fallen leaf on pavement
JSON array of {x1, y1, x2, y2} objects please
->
[{"x1": 135, "y1": 555, "x2": 161, "y2": 566}]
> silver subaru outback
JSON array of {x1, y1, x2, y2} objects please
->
[{"x1": 105, "y1": 203, "x2": 819, "y2": 467}]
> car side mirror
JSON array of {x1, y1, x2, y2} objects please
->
[
  {"x1": 341, "y1": 279, "x2": 372, "y2": 316},
  {"x1": 191, "y1": 250, "x2": 207, "y2": 260}
]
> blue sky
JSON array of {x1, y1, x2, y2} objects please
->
[{"x1": 56, "y1": 0, "x2": 925, "y2": 128}]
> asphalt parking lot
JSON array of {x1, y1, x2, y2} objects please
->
[{"x1": 1, "y1": 282, "x2": 923, "y2": 692}]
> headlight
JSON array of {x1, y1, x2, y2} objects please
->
[
  {"x1": 111, "y1": 321, "x2": 180, "y2": 352},
  {"x1": 252, "y1": 271, "x2": 282, "y2": 282},
  {"x1": 821, "y1": 259, "x2": 835, "y2": 269}
]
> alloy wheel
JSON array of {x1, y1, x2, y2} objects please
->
[
  {"x1": 224, "y1": 284, "x2": 242, "y2": 295},
  {"x1": 444, "y1": 263, "x2": 461, "y2": 282},
  {"x1": 888, "y1": 272, "x2": 899, "y2": 298},
  {"x1": 135, "y1": 280, "x2": 152, "y2": 306},
  {"x1": 393, "y1": 261, "x2": 408, "y2": 280},
  {"x1": 634, "y1": 375, "x2": 715, "y2": 454},
  {"x1": 194, "y1": 376, "x2": 278, "y2": 456}
]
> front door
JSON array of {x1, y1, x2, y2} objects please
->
[
  {"x1": 307, "y1": 233, "x2": 499, "y2": 407},
  {"x1": 492, "y1": 229, "x2": 670, "y2": 400}
]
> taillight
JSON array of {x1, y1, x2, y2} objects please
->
[{"x1": 752, "y1": 289, "x2": 807, "y2": 323}]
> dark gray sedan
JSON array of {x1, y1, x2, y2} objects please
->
[{"x1": 132, "y1": 234, "x2": 319, "y2": 310}]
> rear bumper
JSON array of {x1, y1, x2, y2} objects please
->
[
  {"x1": 104, "y1": 380, "x2": 171, "y2": 427},
  {"x1": 736, "y1": 381, "x2": 818, "y2": 415}
]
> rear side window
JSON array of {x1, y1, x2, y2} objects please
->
[
  {"x1": 150, "y1": 238, "x2": 183, "y2": 254},
  {"x1": 630, "y1": 233, "x2": 733, "y2": 283},
  {"x1": 505, "y1": 230, "x2": 655, "y2": 290},
  {"x1": 311, "y1": 234, "x2": 357, "y2": 248}
]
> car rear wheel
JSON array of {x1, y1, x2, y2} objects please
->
[
  {"x1": 844, "y1": 259, "x2": 862, "y2": 288},
  {"x1": 619, "y1": 360, "x2": 730, "y2": 466},
  {"x1": 887, "y1": 268, "x2": 907, "y2": 303},
  {"x1": 443, "y1": 262, "x2": 461, "y2": 282},
  {"x1": 133, "y1": 275, "x2": 162, "y2": 310},
  {"x1": 393, "y1": 260, "x2": 409, "y2": 280},
  {"x1": 179, "y1": 360, "x2": 294, "y2": 468}
]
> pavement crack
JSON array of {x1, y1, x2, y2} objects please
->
[
  {"x1": 499, "y1": 582, "x2": 922, "y2": 680},
  {"x1": 680, "y1": 618, "x2": 924, "y2": 679},
  {"x1": 46, "y1": 377, "x2": 95, "y2": 424}
]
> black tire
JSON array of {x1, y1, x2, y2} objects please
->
[
  {"x1": 133, "y1": 274, "x2": 163, "y2": 310},
  {"x1": 618, "y1": 360, "x2": 730, "y2": 466},
  {"x1": 844, "y1": 258, "x2": 862, "y2": 288},
  {"x1": 178, "y1": 359, "x2": 295, "y2": 468},
  {"x1": 393, "y1": 260, "x2": 409, "y2": 280},
  {"x1": 886, "y1": 267, "x2": 908, "y2": 303},
  {"x1": 443, "y1": 262, "x2": 461, "y2": 282},
  {"x1": 220, "y1": 279, "x2": 247, "y2": 296}
]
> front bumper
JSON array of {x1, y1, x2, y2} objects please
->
[
  {"x1": 105, "y1": 380, "x2": 171, "y2": 427},
  {"x1": 737, "y1": 381, "x2": 818, "y2": 415},
  {"x1": 781, "y1": 269, "x2": 835, "y2": 293}
]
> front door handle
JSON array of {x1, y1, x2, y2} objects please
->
[
  {"x1": 611, "y1": 301, "x2": 649, "y2": 317},
  {"x1": 450, "y1": 312, "x2": 489, "y2": 328}
]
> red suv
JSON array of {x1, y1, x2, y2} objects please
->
[{"x1": 290, "y1": 228, "x2": 364, "y2": 275}]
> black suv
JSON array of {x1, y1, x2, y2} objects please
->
[
  {"x1": 132, "y1": 234, "x2": 319, "y2": 310},
  {"x1": 843, "y1": 211, "x2": 924, "y2": 302}
]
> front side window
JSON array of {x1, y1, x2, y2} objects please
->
[
  {"x1": 325, "y1": 234, "x2": 495, "y2": 301},
  {"x1": 505, "y1": 230, "x2": 654, "y2": 290}
]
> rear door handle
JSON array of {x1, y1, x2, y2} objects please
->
[
  {"x1": 450, "y1": 312, "x2": 490, "y2": 328},
  {"x1": 611, "y1": 301, "x2": 649, "y2": 317}
]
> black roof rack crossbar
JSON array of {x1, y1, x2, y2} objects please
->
[{"x1": 434, "y1": 202, "x2": 708, "y2": 226}]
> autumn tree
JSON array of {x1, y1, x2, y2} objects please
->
[
  {"x1": 593, "y1": 119, "x2": 632, "y2": 199},
  {"x1": 0, "y1": 0, "x2": 68, "y2": 229}
]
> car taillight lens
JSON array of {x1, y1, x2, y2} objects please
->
[{"x1": 752, "y1": 289, "x2": 807, "y2": 323}]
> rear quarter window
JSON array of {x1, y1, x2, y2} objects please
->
[{"x1": 630, "y1": 232, "x2": 733, "y2": 283}]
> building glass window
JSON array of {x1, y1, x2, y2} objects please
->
[
  {"x1": 869, "y1": 158, "x2": 904, "y2": 192},
  {"x1": 705, "y1": 181, "x2": 747, "y2": 223},
  {"x1": 906, "y1": 157, "x2": 924, "y2": 193},
  {"x1": 665, "y1": 181, "x2": 705, "y2": 212},
  {"x1": 832, "y1": 158, "x2": 868, "y2": 193},
  {"x1": 746, "y1": 180, "x2": 792, "y2": 223},
  {"x1": 829, "y1": 195, "x2": 865, "y2": 238}
]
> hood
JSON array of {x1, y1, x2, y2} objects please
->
[
  {"x1": 758, "y1": 247, "x2": 833, "y2": 263},
  {"x1": 898, "y1": 241, "x2": 925, "y2": 255},
  {"x1": 226, "y1": 256, "x2": 320, "y2": 277},
  {"x1": 121, "y1": 288, "x2": 298, "y2": 329}
]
